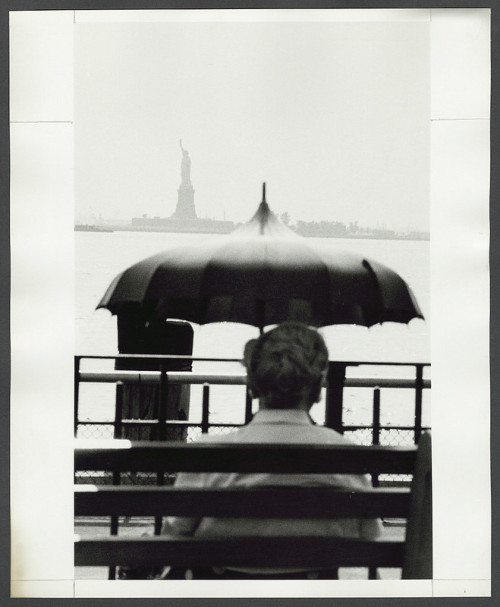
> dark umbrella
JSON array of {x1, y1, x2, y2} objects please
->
[{"x1": 98, "y1": 185, "x2": 424, "y2": 330}]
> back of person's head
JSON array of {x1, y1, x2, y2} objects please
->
[{"x1": 243, "y1": 322, "x2": 329, "y2": 409}]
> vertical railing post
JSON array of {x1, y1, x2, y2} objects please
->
[
  {"x1": 245, "y1": 388, "x2": 253, "y2": 424},
  {"x1": 414, "y1": 365, "x2": 424, "y2": 444},
  {"x1": 155, "y1": 369, "x2": 167, "y2": 531},
  {"x1": 158, "y1": 364, "x2": 168, "y2": 441},
  {"x1": 201, "y1": 384, "x2": 210, "y2": 434},
  {"x1": 371, "y1": 387, "x2": 381, "y2": 487},
  {"x1": 325, "y1": 362, "x2": 347, "y2": 432},
  {"x1": 74, "y1": 356, "x2": 81, "y2": 437},
  {"x1": 372, "y1": 387, "x2": 381, "y2": 447},
  {"x1": 114, "y1": 382, "x2": 124, "y2": 439},
  {"x1": 110, "y1": 375, "x2": 124, "y2": 578},
  {"x1": 368, "y1": 386, "x2": 381, "y2": 580}
]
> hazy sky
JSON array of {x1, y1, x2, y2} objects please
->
[{"x1": 75, "y1": 17, "x2": 430, "y2": 231}]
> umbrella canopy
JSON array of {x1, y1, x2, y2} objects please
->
[{"x1": 98, "y1": 187, "x2": 423, "y2": 329}]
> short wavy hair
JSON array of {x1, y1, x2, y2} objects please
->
[{"x1": 243, "y1": 322, "x2": 329, "y2": 406}]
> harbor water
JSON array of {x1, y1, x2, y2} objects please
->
[{"x1": 76, "y1": 231, "x2": 430, "y2": 431}]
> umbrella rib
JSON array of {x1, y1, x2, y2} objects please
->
[{"x1": 361, "y1": 259, "x2": 388, "y2": 325}]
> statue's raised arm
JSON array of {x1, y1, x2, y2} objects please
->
[{"x1": 179, "y1": 139, "x2": 185, "y2": 153}]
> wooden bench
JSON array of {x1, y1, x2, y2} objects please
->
[{"x1": 74, "y1": 432, "x2": 432, "y2": 579}]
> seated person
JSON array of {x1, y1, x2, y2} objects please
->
[{"x1": 156, "y1": 322, "x2": 382, "y2": 580}]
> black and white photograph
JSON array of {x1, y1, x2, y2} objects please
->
[{"x1": 9, "y1": 6, "x2": 491, "y2": 599}]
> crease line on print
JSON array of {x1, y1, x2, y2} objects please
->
[
  {"x1": 430, "y1": 118, "x2": 490, "y2": 122},
  {"x1": 10, "y1": 121, "x2": 74, "y2": 124}
]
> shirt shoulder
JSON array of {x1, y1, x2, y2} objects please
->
[
  {"x1": 296, "y1": 424, "x2": 356, "y2": 445},
  {"x1": 193, "y1": 421, "x2": 355, "y2": 446}
]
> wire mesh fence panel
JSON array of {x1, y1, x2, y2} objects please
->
[
  {"x1": 378, "y1": 473, "x2": 413, "y2": 487},
  {"x1": 377, "y1": 428, "x2": 426, "y2": 486},
  {"x1": 77, "y1": 424, "x2": 115, "y2": 439},
  {"x1": 186, "y1": 427, "x2": 202, "y2": 442},
  {"x1": 75, "y1": 471, "x2": 114, "y2": 485},
  {"x1": 75, "y1": 471, "x2": 178, "y2": 486},
  {"x1": 379, "y1": 428, "x2": 415, "y2": 447},
  {"x1": 119, "y1": 472, "x2": 174, "y2": 486},
  {"x1": 343, "y1": 428, "x2": 373, "y2": 446},
  {"x1": 343, "y1": 428, "x2": 415, "y2": 487}
]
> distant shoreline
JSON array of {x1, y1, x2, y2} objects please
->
[{"x1": 74, "y1": 223, "x2": 429, "y2": 241}]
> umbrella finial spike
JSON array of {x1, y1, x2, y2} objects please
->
[{"x1": 262, "y1": 182, "x2": 266, "y2": 204}]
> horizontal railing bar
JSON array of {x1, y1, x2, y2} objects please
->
[
  {"x1": 75, "y1": 420, "x2": 240, "y2": 428},
  {"x1": 76, "y1": 420, "x2": 197, "y2": 427},
  {"x1": 79, "y1": 371, "x2": 245, "y2": 385},
  {"x1": 77, "y1": 354, "x2": 242, "y2": 362},
  {"x1": 120, "y1": 420, "x2": 236, "y2": 427},
  {"x1": 78, "y1": 370, "x2": 431, "y2": 389},
  {"x1": 346, "y1": 378, "x2": 431, "y2": 388},
  {"x1": 75, "y1": 485, "x2": 410, "y2": 518},
  {"x1": 75, "y1": 441, "x2": 417, "y2": 474},
  {"x1": 74, "y1": 536, "x2": 405, "y2": 568},
  {"x1": 76, "y1": 354, "x2": 430, "y2": 367}
]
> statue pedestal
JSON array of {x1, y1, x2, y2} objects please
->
[{"x1": 173, "y1": 184, "x2": 196, "y2": 220}]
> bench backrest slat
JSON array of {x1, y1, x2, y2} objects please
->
[
  {"x1": 75, "y1": 441, "x2": 417, "y2": 475},
  {"x1": 75, "y1": 485, "x2": 410, "y2": 518}
]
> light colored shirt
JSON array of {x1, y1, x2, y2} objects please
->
[{"x1": 161, "y1": 409, "x2": 382, "y2": 552}]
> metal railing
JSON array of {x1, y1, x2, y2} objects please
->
[{"x1": 74, "y1": 354, "x2": 430, "y2": 446}]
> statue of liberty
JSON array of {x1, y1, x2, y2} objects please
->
[
  {"x1": 172, "y1": 140, "x2": 196, "y2": 220},
  {"x1": 179, "y1": 139, "x2": 191, "y2": 185}
]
